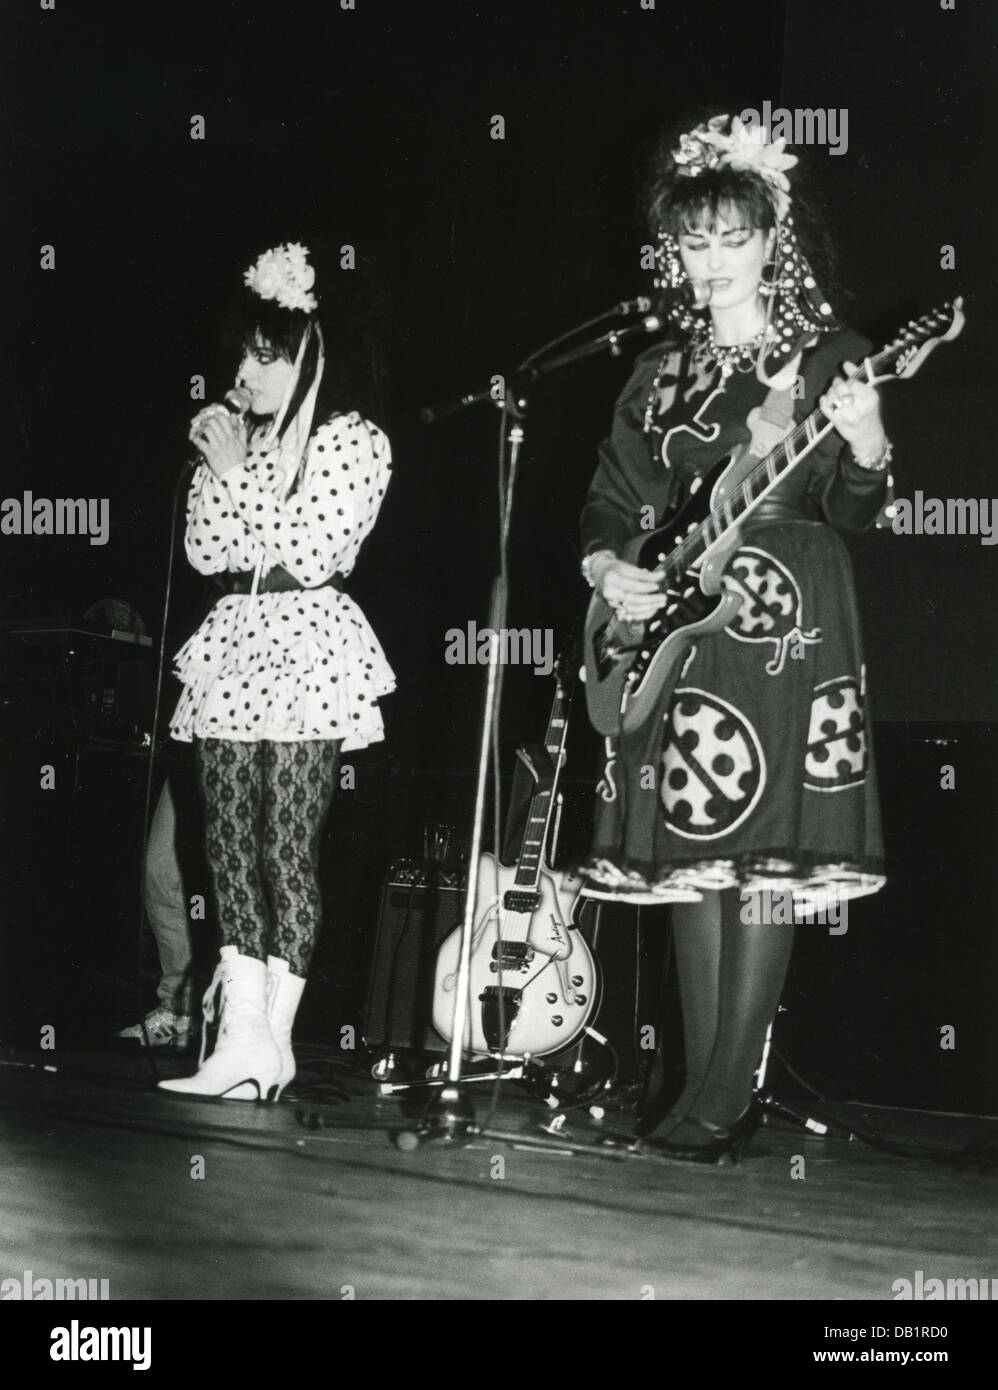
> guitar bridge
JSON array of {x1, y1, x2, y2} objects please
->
[{"x1": 491, "y1": 940, "x2": 534, "y2": 973}]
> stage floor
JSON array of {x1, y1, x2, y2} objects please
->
[{"x1": 1, "y1": 1043, "x2": 995, "y2": 1303}]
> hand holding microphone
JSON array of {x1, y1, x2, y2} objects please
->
[{"x1": 189, "y1": 387, "x2": 252, "y2": 478}]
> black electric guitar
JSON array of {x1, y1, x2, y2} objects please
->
[
  {"x1": 433, "y1": 662, "x2": 598, "y2": 1059},
  {"x1": 583, "y1": 300, "x2": 965, "y2": 736}
]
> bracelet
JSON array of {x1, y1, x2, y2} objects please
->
[
  {"x1": 581, "y1": 549, "x2": 617, "y2": 588},
  {"x1": 850, "y1": 439, "x2": 893, "y2": 472}
]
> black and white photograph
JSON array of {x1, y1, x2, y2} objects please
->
[{"x1": 1, "y1": 0, "x2": 995, "y2": 1347}]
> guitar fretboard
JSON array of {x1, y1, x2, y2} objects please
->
[
  {"x1": 513, "y1": 688, "x2": 570, "y2": 892},
  {"x1": 668, "y1": 339, "x2": 897, "y2": 574}
]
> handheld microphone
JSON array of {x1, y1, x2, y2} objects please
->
[
  {"x1": 184, "y1": 388, "x2": 253, "y2": 470},
  {"x1": 221, "y1": 386, "x2": 253, "y2": 416}
]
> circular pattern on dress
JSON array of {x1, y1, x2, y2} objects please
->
[
  {"x1": 660, "y1": 687, "x2": 765, "y2": 839},
  {"x1": 804, "y1": 676, "x2": 867, "y2": 792},
  {"x1": 724, "y1": 548, "x2": 801, "y2": 643}
]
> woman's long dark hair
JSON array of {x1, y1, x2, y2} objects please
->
[{"x1": 225, "y1": 247, "x2": 390, "y2": 437}]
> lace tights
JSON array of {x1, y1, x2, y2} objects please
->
[{"x1": 195, "y1": 738, "x2": 340, "y2": 976}]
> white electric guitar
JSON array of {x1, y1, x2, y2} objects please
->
[{"x1": 432, "y1": 663, "x2": 598, "y2": 1058}]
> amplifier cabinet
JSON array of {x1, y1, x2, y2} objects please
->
[{"x1": 363, "y1": 861, "x2": 465, "y2": 1054}]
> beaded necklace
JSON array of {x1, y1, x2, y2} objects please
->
[
  {"x1": 642, "y1": 326, "x2": 779, "y2": 435},
  {"x1": 692, "y1": 324, "x2": 770, "y2": 378}
]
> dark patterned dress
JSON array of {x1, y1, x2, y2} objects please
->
[{"x1": 580, "y1": 328, "x2": 892, "y2": 911}]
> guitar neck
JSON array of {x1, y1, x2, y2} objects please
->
[
  {"x1": 511, "y1": 682, "x2": 571, "y2": 893},
  {"x1": 674, "y1": 341, "x2": 896, "y2": 569}
]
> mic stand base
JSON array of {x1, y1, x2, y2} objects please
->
[{"x1": 395, "y1": 1085, "x2": 480, "y2": 1150}]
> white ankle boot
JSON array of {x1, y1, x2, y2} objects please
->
[
  {"x1": 158, "y1": 947, "x2": 282, "y2": 1101},
  {"x1": 266, "y1": 955, "x2": 306, "y2": 1094}
]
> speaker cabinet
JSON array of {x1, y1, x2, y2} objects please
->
[{"x1": 363, "y1": 861, "x2": 464, "y2": 1053}]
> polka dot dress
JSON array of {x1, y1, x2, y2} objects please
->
[{"x1": 170, "y1": 411, "x2": 395, "y2": 752}]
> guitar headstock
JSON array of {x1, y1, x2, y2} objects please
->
[{"x1": 867, "y1": 297, "x2": 965, "y2": 385}]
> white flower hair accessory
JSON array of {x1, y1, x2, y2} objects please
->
[
  {"x1": 672, "y1": 114, "x2": 798, "y2": 219},
  {"x1": 243, "y1": 242, "x2": 318, "y2": 313}
]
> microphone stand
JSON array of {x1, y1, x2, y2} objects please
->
[
  {"x1": 403, "y1": 306, "x2": 665, "y2": 1148},
  {"x1": 420, "y1": 311, "x2": 665, "y2": 424}
]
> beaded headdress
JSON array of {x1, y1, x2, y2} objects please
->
[{"x1": 652, "y1": 114, "x2": 837, "y2": 385}]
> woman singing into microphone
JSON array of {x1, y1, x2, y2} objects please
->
[
  {"x1": 161, "y1": 243, "x2": 395, "y2": 1100},
  {"x1": 579, "y1": 114, "x2": 893, "y2": 1161}
]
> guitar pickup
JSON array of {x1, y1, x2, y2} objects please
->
[
  {"x1": 491, "y1": 941, "x2": 533, "y2": 973},
  {"x1": 503, "y1": 890, "x2": 540, "y2": 913}
]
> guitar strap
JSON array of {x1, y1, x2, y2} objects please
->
[
  {"x1": 653, "y1": 348, "x2": 800, "y2": 461},
  {"x1": 648, "y1": 347, "x2": 801, "y2": 517},
  {"x1": 652, "y1": 350, "x2": 684, "y2": 418},
  {"x1": 735, "y1": 351, "x2": 826, "y2": 677},
  {"x1": 746, "y1": 352, "x2": 801, "y2": 458}
]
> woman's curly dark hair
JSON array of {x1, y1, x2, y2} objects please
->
[{"x1": 638, "y1": 106, "x2": 842, "y2": 306}]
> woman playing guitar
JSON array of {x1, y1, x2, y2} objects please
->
[{"x1": 578, "y1": 112, "x2": 894, "y2": 1163}]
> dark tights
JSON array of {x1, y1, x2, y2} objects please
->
[
  {"x1": 660, "y1": 890, "x2": 794, "y2": 1138},
  {"x1": 195, "y1": 738, "x2": 340, "y2": 976}
]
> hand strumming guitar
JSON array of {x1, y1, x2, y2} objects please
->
[{"x1": 586, "y1": 550, "x2": 667, "y2": 624}]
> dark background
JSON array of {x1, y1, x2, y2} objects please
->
[{"x1": 2, "y1": 0, "x2": 996, "y2": 1111}]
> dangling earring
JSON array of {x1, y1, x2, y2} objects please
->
[
  {"x1": 655, "y1": 228, "x2": 687, "y2": 290},
  {"x1": 758, "y1": 258, "x2": 778, "y2": 298},
  {"x1": 655, "y1": 227, "x2": 704, "y2": 335}
]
